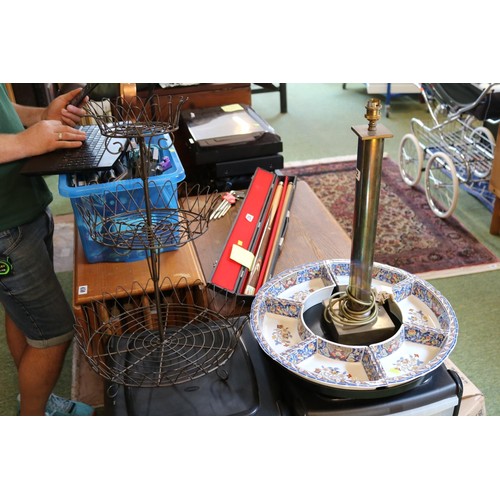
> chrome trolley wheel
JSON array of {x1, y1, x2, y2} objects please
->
[
  {"x1": 468, "y1": 125, "x2": 496, "y2": 179},
  {"x1": 424, "y1": 152, "x2": 459, "y2": 218},
  {"x1": 399, "y1": 133, "x2": 424, "y2": 186}
]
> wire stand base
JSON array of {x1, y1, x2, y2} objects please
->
[{"x1": 75, "y1": 279, "x2": 248, "y2": 387}]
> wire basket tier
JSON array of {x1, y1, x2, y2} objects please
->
[
  {"x1": 75, "y1": 279, "x2": 248, "y2": 387},
  {"x1": 75, "y1": 181, "x2": 219, "y2": 251},
  {"x1": 83, "y1": 94, "x2": 187, "y2": 139}
]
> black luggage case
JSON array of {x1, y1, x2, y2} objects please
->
[{"x1": 104, "y1": 323, "x2": 288, "y2": 416}]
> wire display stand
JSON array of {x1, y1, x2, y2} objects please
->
[{"x1": 75, "y1": 93, "x2": 245, "y2": 388}]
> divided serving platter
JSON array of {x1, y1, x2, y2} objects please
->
[{"x1": 249, "y1": 259, "x2": 458, "y2": 396}]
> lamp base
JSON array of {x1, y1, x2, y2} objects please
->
[{"x1": 322, "y1": 302, "x2": 398, "y2": 345}]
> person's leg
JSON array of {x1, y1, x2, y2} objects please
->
[
  {"x1": 1, "y1": 209, "x2": 75, "y2": 415},
  {"x1": 5, "y1": 314, "x2": 26, "y2": 369},
  {"x1": 6, "y1": 313, "x2": 71, "y2": 415},
  {"x1": 18, "y1": 342, "x2": 70, "y2": 416}
]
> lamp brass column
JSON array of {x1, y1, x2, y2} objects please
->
[
  {"x1": 322, "y1": 98, "x2": 399, "y2": 345},
  {"x1": 348, "y1": 99, "x2": 393, "y2": 315}
]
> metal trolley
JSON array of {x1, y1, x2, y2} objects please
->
[{"x1": 398, "y1": 83, "x2": 499, "y2": 218}]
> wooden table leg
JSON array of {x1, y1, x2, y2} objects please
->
[{"x1": 490, "y1": 196, "x2": 500, "y2": 235}]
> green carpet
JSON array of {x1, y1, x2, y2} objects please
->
[{"x1": 427, "y1": 271, "x2": 500, "y2": 416}]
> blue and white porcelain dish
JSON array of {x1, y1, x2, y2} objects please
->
[{"x1": 249, "y1": 259, "x2": 459, "y2": 392}]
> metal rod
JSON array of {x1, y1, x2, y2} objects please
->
[
  {"x1": 138, "y1": 136, "x2": 165, "y2": 340},
  {"x1": 348, "y1": 99, "x2": 393, "y2": 313}
]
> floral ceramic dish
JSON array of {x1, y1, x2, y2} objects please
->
[{"x1": 249, "y1": 259, "x2": 458, "y2": 394}]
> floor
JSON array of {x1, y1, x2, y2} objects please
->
[{"x1": 53, "y1": 214, "x2": 74, "y2": 273}]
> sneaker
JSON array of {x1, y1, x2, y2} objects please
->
[
  {"x1": 17, "y1": 393, "x2": 95, "y2": 416},
  {"x1": 45, "y1": 393, "x2": 95, "y2": 416}
]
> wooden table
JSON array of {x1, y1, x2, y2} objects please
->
[
  {"x1": 71, "y1": 179, "x2": 352, "y2": 407},
  {"x1": 136, "y1": 83, "x2": 252, "y2": 121},
  {"x1": 69, "y1": 179, "x2": 483, "y2": 415}
]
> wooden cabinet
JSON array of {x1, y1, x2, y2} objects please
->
[
  {"x1": 136, "y1": 83, "x2": 252, "y2": 120},
  {"x1": 488, "y1": 126, "x2": 500, "y2": 234}
]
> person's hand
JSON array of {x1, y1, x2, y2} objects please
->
[
  {"x1": 42, "y1": 88, "x2": 89, "y2": 127},
  {"x1": 20, "y1": 120, "x2": 86, "y2": 157}
]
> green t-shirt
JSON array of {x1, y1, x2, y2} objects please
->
[{"x1": 0, "y1": 83, "x2": 53, "y2": 231}]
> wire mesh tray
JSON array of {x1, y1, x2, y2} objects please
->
[
  {"x1": 74, "y1": 279, "x2": 248, "y2": 387},
  {"x1": 84, "y1": 93, "x2": 187, "y2": 139},
  {"x1": 76, "y1": 182, "x2": 219, "y2": 251}
]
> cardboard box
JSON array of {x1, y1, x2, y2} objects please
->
[{"x1": 445, "y1": 359, "x2": 486, "y2": 416}]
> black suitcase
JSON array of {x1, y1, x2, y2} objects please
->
[{"x1": 104, "y1": 323, "x2": 288, "y2": 416}]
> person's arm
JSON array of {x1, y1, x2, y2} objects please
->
[
  {"x1": 0, "y1": 87, "x2": 89, "y2": 164},
  {"x1": 0, "y1": 121, "x2": 87, "y2": 163},
  {"x1": 12, "y1": 103, "x2": 45, "y2": 127}
]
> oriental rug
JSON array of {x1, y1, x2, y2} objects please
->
[{"x1": 281, "y1": 156, "x2": 500, "y2": 276}]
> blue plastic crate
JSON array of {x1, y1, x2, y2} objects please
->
[{"x1": 58, "y1": 138, "x2": 186, "y2": 263}]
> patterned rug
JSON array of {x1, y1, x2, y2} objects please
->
[{"x1": 282, "y1": 157, "x2": 499, "y2": 275}]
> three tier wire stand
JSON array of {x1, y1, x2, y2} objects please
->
[{"x1": 73, "y1": 93, "x2": 247, "y2": 388}]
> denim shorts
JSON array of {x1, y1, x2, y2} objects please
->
[{"x1": 0, "y1": 208, "x2": 75, "y2": 348}]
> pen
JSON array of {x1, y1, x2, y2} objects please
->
[{"x1": 253, "y1": 177, "x2": 288, "y2": 293}]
